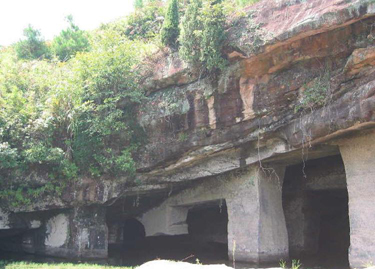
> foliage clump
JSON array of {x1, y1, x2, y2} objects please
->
[
  {"x1": 0, "y1": 29, "x2": 153, "y2": 207},
  {"x1": 0, "y1": 0, "x2": 263, "y2": 208},
  {"x1": 14, "y1": 25, "x2": 50, "y2": 60},
  {"x1": 124, "y1": 1, "x2": 165, "y2": 41},
  {"x1": 295, "y1": 70, "x2": 331, "y2": 112},
  {"x1": 51, "y1": 15, "x2": 90, "y2": 61},
  {"x1": 161, "y1": 0, "x2": 180, "y2": 48},
  {"x1": 180, "y1": 0, "x2": 227, "y2": 73}
]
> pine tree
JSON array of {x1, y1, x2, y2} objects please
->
[
  {"x1": 179, "y1": 0, "x2": 203, "y2": 65},
  {"x1": 161, "y1": 0, "x2": 180, "y2": 48}
]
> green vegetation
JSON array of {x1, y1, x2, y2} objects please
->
[
  {"x1": 123, "y1": 1, "x2": 165, "y2": 41},
  {"x1": 295, "y1": 70, "x2": 331, "y2": 112},
  {"x1": 0, "y1": 26, "x2": 153, "y2": 207},
  {"x1": 0, "y1": 261, "x2": 132, "y2": 269},
  {"x1": 200, "y1": 0, "x2": 227, "y2": 72},
  {"x1": 134, "y1": 0, "x2": 144, "y2": 9},
  {"x1": 279, "y1": 259, "x2": 302, "y2": 269},
  {"x1": 0, "y1": 0, "x2": 262, "y2": 208},
  {"x1": 51, "y1": 15, "x2": 90, "y2": 61},
  {"x1": 179, "y1": 0, "x2": 203, "y2": 66},
  {"x1": 234, "y1": 0, "x2": 260, "y2": 7},
  {"x1": 180, "y1": 0, "x2": 227, "y2": 73},
  {"x1": 161, "y1": 0, "x2": 180, "y2": 48},
  {"x1": 15, "y1": 25, "x2": 50, "y2": 60}
]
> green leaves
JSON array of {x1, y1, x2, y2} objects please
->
[
  {"x1": 179, "y1": 0, "x2": 203, "y2": 66},
  {"x1": 0, "y1": 26, "x2": 153, "y2": 208},
  {"x1": 51, "y1": 16, "x2": 90, "y2": 61},
  {"x1": 161, "y1": 0, "x2": 180, "y2": 48},
  {"x1": 0, "y1": 142, "x2": 19, "y2": 170},
  {"x1": 14, "y1": 25, "x2": 51, "y2": 60},
  {"x1": 200, "y1": 0, "x2": 227, "y2": 72},
  {"x1": 124, "y1": 1, "x2": 165, "y2": 41},
  {"x1": 179, "y1": 0, "x2": 227, "y2": 73}
]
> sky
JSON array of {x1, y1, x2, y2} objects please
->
[{"x1": 0, "y1": 0, "x2": 134, "y2": 46}]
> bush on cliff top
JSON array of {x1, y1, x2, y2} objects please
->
[
  {"x1": 180, "y1": 0, "x2": 227, "y2": 73},
  {"x1": 0, "y1": 29, "x2": 153, "y2": 207},
  {"x1": 0, "y1": 0, "x2": 260, "y2": 207}
]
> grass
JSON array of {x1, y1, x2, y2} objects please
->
[{"x1": 0, "y1": 261, "x2": 133, "y2": 269}]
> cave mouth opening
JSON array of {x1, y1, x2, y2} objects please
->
[
  {"x1": 122, "y1": 218, "x2": 146, "y2": 249},
  {"x1": 282, "y1": 155, "x2": 350, "y2": 268},
  {"x1": 109, "y1": 199, "x2": 228, "y2": 266},
  {"x1": 314, "y1": 189, "x2": 350, "y2": 267},
  {"x1": 186, "y1": 199, "x2": 229, "y2": 262}
]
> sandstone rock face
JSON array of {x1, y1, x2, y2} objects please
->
[{"x1": 2, "y1": 0, "x2": 375, "y2": 267}]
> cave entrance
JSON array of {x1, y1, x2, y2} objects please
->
[
  {"x1": 122, "y1": 218, "x2": 146, "y2": 248},
  {"x1": 109, "y1": 199, "x2": 228, "y2": 266},
  {"x1": 282, "y1": 155, "x2": 350, "y2": 268},
  {"x1": 186, "y1": 199, "x2": 228, "y2": 262}
]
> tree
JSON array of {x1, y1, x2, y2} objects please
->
[
  {"x1": 200, "y1": 0, "x2": 226, "y2": 72},
  {"x1": 179, "y1": 0, "x2": 203, "y2": 65},
  {"x1": 161, "y1": 0, "x2": 180, "y2": 48},
  {"x1": 134, "y1": 0, "x2": 144, "y2": 9},
  {"x1": 51, "y1": 15, "x2": 90, "y2": 61},
  {"x1": 179, "y1": 0, "x2": 226, "y2": 73},
  {"x1": 15, "y1": 25, "x2": 50, "y2": 60}
]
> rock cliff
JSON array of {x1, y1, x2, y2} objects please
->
[{"x1": 1, "y1": 0, "x2": 375, "y2": 268}]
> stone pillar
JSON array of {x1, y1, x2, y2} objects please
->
[
  {"x1": 24, "y1": 206, "x2": 108, "y2": 259},
  {"x1": 70, "y1": 206, "x2": 108, "y2": 259},
  {"x1": 227, "y1": 165, "x2": 289, "y2": 264},
  {"x1": 340, "y1": 131, "x2": 375, "y2": 268}
]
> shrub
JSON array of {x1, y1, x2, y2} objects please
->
[
  {"x1": 134, "y1": 0, "x2": 144, "y2": 8},
  {"x1": 0, "y1": 28, "x2": 153, "y2": 207},
  {"x1": 161, "y1": 0, "x2": 180, "y2": 48},
  {"x1": 14, "y1": 25, "x2": 50, "y2": 60},
  {"x1": 0, "y1": 143, "x2": 19, "y2": 170},
  {"x1": 70, "y1": 30, "x2": 150, "y2": 177},
  {"x1": 180, "y1": 0, "x2": 227, "y2": 72},
  {"x1": 51, "y1": 15, "x2": 90, "y2": 61},
  {"x1": 200, "y1": 0, "x2": 227, "y2": 72},
  {"x1": 124, "y1": 1, "x2": 165, "y2": 41},
  {"x1": 179, "y1": 0, "x2": 203, "y2": 66}
]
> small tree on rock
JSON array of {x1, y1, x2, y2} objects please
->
[{"x1": 161, "y1": 0, "x2": 180, "y2": 49}]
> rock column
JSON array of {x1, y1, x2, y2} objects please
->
[
  {"x1": 227, "y1": 165, "x2": 289, "y2": 263},
  {"x1": 340, "y1": 131, "x2": 375, "y2": 268}
]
